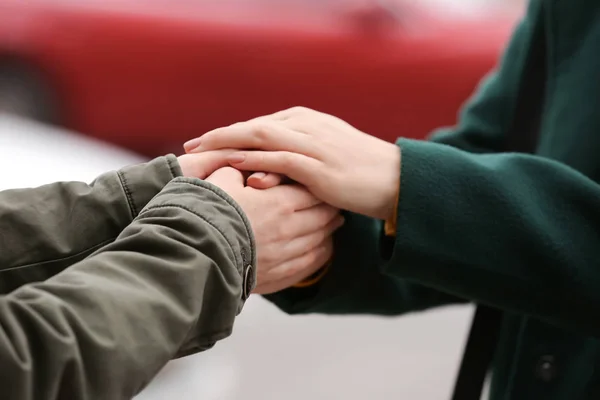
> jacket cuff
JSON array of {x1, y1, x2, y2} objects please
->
[
  {"x1": 143, "y1": 177, "x2": 257, "y2": 302},
  {"x1": 117, "y1": 154, "x2": 182, "y2": 219},
  {"x1": 142, "y1": 177, "x2": 257, "y2": 356},
  {"x1": 386, "y1": 138, "x2": 439, "y2": 280}
]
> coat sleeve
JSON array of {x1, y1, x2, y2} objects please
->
[
  {"x1": 0, "y1": 177, "x2": 256, "y2": 400},
  {"x1": 0, "y1": 155, "x2": 180, "y2": 294},
  {"x1": 265, "y1": 0, "x2": 543, "y2": 316},
  {"x1": 386, "y1": 139, "x2": 600, "y2": 336}
]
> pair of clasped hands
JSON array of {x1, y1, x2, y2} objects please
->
[{"x1": 177, "y1": 107, "x2": 401, "y2": 294}]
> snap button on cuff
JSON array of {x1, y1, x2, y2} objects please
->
[{"x1": 243, "y1": 264, "x2": 254, "y2": 300}]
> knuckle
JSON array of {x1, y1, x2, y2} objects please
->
[
  {"x1": 252, "y1": 123, "x2": 273, "y2": 144},
  {"x1": 289, "y1": 106, "x2": 309, "y2": 114},
  {"x1": 271, "y1": 223, "x2": 288, "y2": 241},
  {"x1": 278, "y1": 152, "x2": 296, "y2": 170},
  {"x1": 227, "y1": 121, "x2": 243, "y2": 130},
  {"x1": 309, "y1": 231, "x2": 328, "y2": 249},
  {"x1": 255, "y1": 151, "x2": 267, "y2": 166},
  {"x1": 280, "y1": 197, "x2": 297, "y2": 214}
]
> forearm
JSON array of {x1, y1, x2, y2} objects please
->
[
  {"x1": 0, "y1": 177, "x2": 255, "y2": 399},
  {"x1": 0, "y1": 155, "x2": 180, "y2": 294},
  {"x1": 389, "y1": 139, "x2": 600, "y2": 335}
]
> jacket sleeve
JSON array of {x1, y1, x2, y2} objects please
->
[
  {"x1": 0, "y1": 177, "x2": 256, "y2": 400},
  {"x1": 265, "y1": 1, "x2": 542, "y2": 316},
  {"x1": 0, "y1": 155, "x2": 180, "y2": 295}
]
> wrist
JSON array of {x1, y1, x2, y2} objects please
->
[
  {"x1": 375, "y1": 144, "x2": 401, "y2": 221},
  {"x1": 177, "y1": 154, "x2": 193, "y2": 177}
]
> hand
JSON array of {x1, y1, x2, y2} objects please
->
[
  {"x1": 205, "y1": 167, "x2": 344, "y2": 294},
  {"x1": 177, "y1": 150, "x2": 234, "y2": 179},
  {"x1": 184, "y1": 107, "x2": 401, "y2": 220},
  {"x1": 178, "y1": 150, "x2": 283, "y2": 188}
]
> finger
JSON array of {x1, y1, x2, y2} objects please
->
[
  {"x1": 268, "y1": 183, "x2": 324, "y2": 210},
  {"x1": 280, "y1": 203, "x2": 340, "y2": 239},
  {"x1": 276, "y1": 214, "x2": 344, "y2": 262},
  {"x1": 254, "y1": 240, "x2": 333, "y2": 295},
  {"x1": 246, "y1": 172, "x2": 283, "y2": 189},
  {"x1": 189, "y1": 121, "x2": 316, "y2": 156},
  {"x1": 183, "y1": 114, "x2": 291, "y2": 153},
  {"x1": 205, "y1": 167, "x2": 245, "y2": 193},
  {"x1": 227, "y1": 151, "x2": 322, "y2": 191},
  {"x1": 177, "y1": 149, "x2": 238, "y2": 179},
  {"x1": 183, "y1": 136, "x2": 202, "y2": 153},
  {"x1": 183, "y1": 107, "x2": 324, "y2": 153}
]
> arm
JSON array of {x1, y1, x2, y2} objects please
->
[
  {"x1": 386, "y1": 139, "x2": 600, "y2": 336},
  {"x1": 0, "y1": 177, "x2": 255, "y2": 399},
  {"x1": 266, "y1": 0, "x2": 542, "y2": 316},
  {"x1": 0, "y1": 155, "x2": 179, "y2": 294}
]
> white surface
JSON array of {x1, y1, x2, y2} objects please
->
[
  {"x1": 0, "y1": 116, "x2": 474, "y2": 399},
  {"x1": 0, "y1": 116, "x2": 146, "y2": 190},
  {"x1": 142, "y1": 298, "x2": 474, "y2": 400}
]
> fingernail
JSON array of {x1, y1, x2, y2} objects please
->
[
  {"x1": 336, "y1": 216, "x2": 345, "y2": 227},
  {"x1": 227, "y1": 153, "x2": 246, "y2": 163},
  {"x1": 183, "y1": 137, "x2": 202, "y2": 151},
  {"x1": 252, "y1": 172, "x2": 266, "y2": 179}
]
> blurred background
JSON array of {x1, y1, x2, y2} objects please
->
[{"x1": 0, "y1": 0, "x2": 526, "y2": 398}]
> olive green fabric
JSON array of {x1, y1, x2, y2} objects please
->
[
  {"x1": 0, "y1": 155, "x2": 256, "y2": 399},
  {"x1": 266, "y1": 0, "x2": 600, "y2": 398}
]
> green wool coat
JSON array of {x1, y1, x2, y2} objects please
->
[{"x1": 267, "y1": 0, "x2": 600, "y2": 398}]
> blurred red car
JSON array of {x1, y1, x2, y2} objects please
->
[{"x1": 0, "y1": 0, "x2": 521, "y2": 156}]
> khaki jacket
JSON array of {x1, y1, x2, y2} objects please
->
[{"x1": 0, "y1": 155, "x2": 255, "y2": 399}]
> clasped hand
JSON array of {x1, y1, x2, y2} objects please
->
[{"x1": 178, "y1": 107, "x2": 401, "y2": 294}]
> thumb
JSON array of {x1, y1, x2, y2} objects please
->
[{"x1": 205, "y1": 167, "x2": 245, "y2": 193}]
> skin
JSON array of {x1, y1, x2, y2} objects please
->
[
  {"x1": 184, "y1": 106, "x2": 401, "y2": 221},
  {"x1": 177, "y1": 152, "x2": 342, "y2": 294},
  {"x1": 178, "y1": 151, "x2": 284, "y2": 189},
  {"x1": 205, "y1": 167, "x2": 342, "y2": 294}
]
